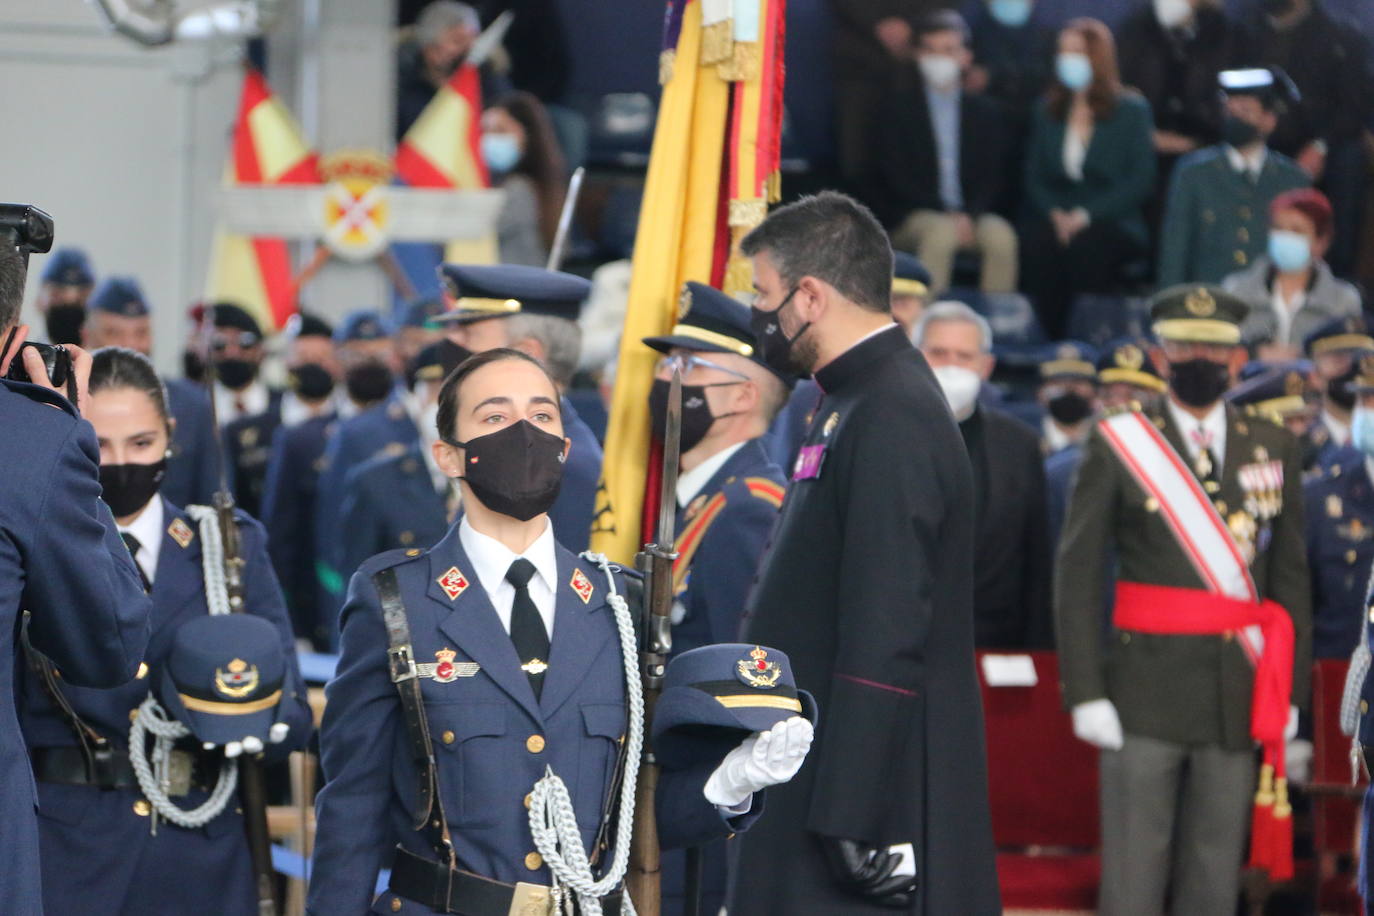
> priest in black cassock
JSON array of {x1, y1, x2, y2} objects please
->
[{"x1": 731, "y1": 191, "x2": 1000, "y2": 915}]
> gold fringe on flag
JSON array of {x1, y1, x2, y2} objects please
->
[
  {"x1": 765, "y1": 169, "x2": 781, "y2": 204},
  {"x1": 659, "y1": 48, "x2": 676, "y2": 86},
  {"x1": 700, "y1": 17, "x2": 734, "y2": 65},
  {"x1": 717, "y1": 40, "x2": 759, "y2": 81},
  {"x1": 723, "y1": 198, "x2": 768, "y2": 296}
]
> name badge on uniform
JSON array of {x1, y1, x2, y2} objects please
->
[{"x1": 793, "y1": 444, "x2": 826, "y2": 481}]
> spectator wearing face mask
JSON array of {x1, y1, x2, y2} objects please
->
[
  {"x1": 1020, "y1": 18, "x2": 1155, "y2": 340},
  {"x1": 1116, "y1": 0, "x2": 1237, "y2": 236},
  {"x1": 915, "y1": 300, "x2": 1053, "y2": 649},
  {"x1": 34, "y1": 247, "x2": 94, "y2": 346},
  {"x1": 1225, "y1": 187, "x2": 1361, "y2": 358},
  {"x1": 1156, "y1": 67, "x2": 1310, "y2": 289},
  {"x1": 396, "y1": 0, "x2": 512, "y2": 140},
  {"x1": 878, "y1": 10, "x2": 1017, "y2": 295},
  {"x1": 481, "y1": 92, "x2": 568, "y2": 267}
]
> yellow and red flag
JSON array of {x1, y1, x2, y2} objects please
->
[
  {"x1": 394, "y1": 64, "x2": 497, "y2": 264},
  {"x1": 204, "y1": 65, "x2": 319, "y2": 331},
  {"x1": 590, "y1": 0, "x2": 786, "y2": 562}
]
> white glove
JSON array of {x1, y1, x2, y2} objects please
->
[
  {"x1": 1071, "y1": 699, "x2": 1124, "y2": 751},
  {"x1": 1286, "y1": 705, "x2": 1300, "y2": 742},
  {"x1": 1286, "y1": 739, "x2": 1313, "y2": 786},
  {"x1": 203, "y1": 722, "x2": 291, "y2": 758},
  {"x1": 704, "y1": 717, "x2": 814, "y2": 807}
]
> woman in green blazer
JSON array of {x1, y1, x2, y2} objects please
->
[{"x1": 1021, "y1": 18, "x2": 1156, "y2": 339}]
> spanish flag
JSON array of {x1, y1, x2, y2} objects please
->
[
  {"x1": 589, "y1": 0, "x2": 786, "y2": 562},
  {"x1": 394, "y1": 64, "x2": 497, "y2": 265},
  {"x1": 204, "y1": 65, "x2": 319, "y2": 331}
]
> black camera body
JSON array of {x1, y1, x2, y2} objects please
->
[
  {"x1": 1, "y1": 202, "x2": 73, "y2": 401},
  {"x1": 6, "y1": 342, "x2": 72, "y2": 388}
]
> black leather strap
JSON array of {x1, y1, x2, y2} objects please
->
[
  {"x1": 388, "y1": 847, "x2": 623, "y2": 916},
  {"x1": 374, "y1": 567, "x2": 455, "y2": 865}
]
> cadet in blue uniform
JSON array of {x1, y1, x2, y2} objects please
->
[
  {"x1": 20, "y1": 347, "x2": 310, "y2": 915},
  {"x1": 310, "y1": 349, "x2": 810, "y2": 915},
  {"x1": 336, "y1": 340, "x2": 471, "y2": 585},
  {"x1": 435, "y1": 263, "x2": 604, "y2": 554},
  {"x1": 641, "y1": 281, "x2": 791, "y2": 916},
  {"x1": 35, "y1": 246, "x2": 94, "y2": 344},
  {"x1": 216, "y1": 304, "x2": 285, "y2": 518},
  {"x1": 1228, "y1": 360, "x2": 1321, "y2": 472},
  {"x1": 0, "y1": 242, "x2": 152, "y2": 916},
  {"x1": 81, "y1": 276, "x2": 220, "y2": 508},
  {"x1": 1304, "y1": 316, "x2": 1374, "y2": 471}
]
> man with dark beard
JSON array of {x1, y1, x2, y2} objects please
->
[{"x1": 730, "y1": 191, "x2": 999, "y2": 914}]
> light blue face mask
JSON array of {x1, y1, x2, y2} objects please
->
[
  {"x1": 480, "y1": 132, "x2": 522, "y2": 174},
  {"x1": 1352, "y1": 405, "x2": 1374, "y2": 457},
  {"x1": 1267, "y1": 229, "x2": 1312, "y2": 273},
  {"x1": 1055, "y1": 52, "x2": 1093, "y2": 92},
  {"x1": 988, "y1": 0, "x2": 1032, "y2": 28}
]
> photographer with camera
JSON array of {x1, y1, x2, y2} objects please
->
[{"x1": 0, "y1": 205, "x2": 152, "y2": 915}]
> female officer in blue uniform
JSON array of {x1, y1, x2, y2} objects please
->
[
  {"x1": 310, "y1": 348, "x2": 812, "y2": 915},
  {"x1": 20, "y1": 347, "x2": 312, "y2": 915}
]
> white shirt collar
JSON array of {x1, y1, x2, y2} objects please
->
[
  {"x1": 1225, "y1": 144, "x2": 1267, "y2": 178},
  {"x1": 1323, "y1": 407, "x2": 1351, "y2": 447},
  {"x1": 677, "y1": 442, "x2": 746, "y2": 508},
  {"x1": 213, "y1": 379, "x2": 270, "y2": 425},
  {"x1": 458, "y1": 515, "x2": 559, "y2": 637},
  {"x1": 1166, "y1": 396, "x2": 1228, "y2": 468},
  {"x1": 118, "y1": 496, "x2": 165, "y2": 586},
  {"x1": 1042, "y1": 416, "x2": 1075, "y2": 453}
]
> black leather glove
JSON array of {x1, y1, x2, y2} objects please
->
[{"x1": 820, "y1": 836, "x2": 918, "y2": 908}]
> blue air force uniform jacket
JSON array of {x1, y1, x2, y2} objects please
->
[
  {"x1": 550, "y1": 396, "x2": 603, "y2": 555},
  {"x1": 1304, "y1": 447, "x2": 1374, "y2": 659},
  {"x1": 309, "y1": 525, "x2": 755, "y2": 915},
  {"x1": 162, "y1": 377, "x2": 219, "y2": 509},
  {"x1": 0, "y1": 379, "x2": 152, "y2": 916},
  {"x1": 20, "y1": 499, "x2": 309, "y2": 915},
  {"x1": 338, "y1": 443, "x2": 449, "y2": 585},
  {"x1": 224, "y1": 389, "x2": 286, "y2": 520}
]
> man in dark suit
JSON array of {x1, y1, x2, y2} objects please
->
[
  {"x1": 879, "y1": 10, "x2": 1015, "y2": 295},
  {"x1": 732, "y1": 192, "x2": 999, "y2": 913},
  {"x1": 915, "y1": 300, "x2": 1052, "y2": 648},
  {"x1": 0, "y1": 241, "x2": 151, "y2": 915}
]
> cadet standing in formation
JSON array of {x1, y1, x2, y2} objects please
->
[
  {"x1": 1055, "y1": 285, "x2": 1311, "y2": 914},
  {"x1": 0, "y1": 242, "x2": 153, "y2": 915},
  {"x1": 640, "y1": 281, "x2": 791, "y2": 914},
  {"x1": 731, "y1": 192, "x2": 1000, "y2": 913},
  {"x1": 20, "y1": 347, "x2": 311, "y2": 914},
  {"x1": 309, "y1": 348, "x2": 811, "y2": 914},
  {"x1": 1303, "y1": 316, "x2": 1371, "y2": 469}
]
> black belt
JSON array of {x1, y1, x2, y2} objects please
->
[
  {"x1": 388, "y1": 847, "x2": 623, "y2": 916},
  {"x1": 32, "y1": 745, "x2": 209, "y2": 795}
]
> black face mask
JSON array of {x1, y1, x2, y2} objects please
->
[
  {"x1": 182, "y1": 349, "x2": 205, "y2": 383},
  {"x1": 749, "y1": 288, "x2": 810, "y2": 379},
  {"x1": 100, "y1": 458, "x2": 167, "y2": 518},
  {"x1": 1221, "y1": 114, "x2": 1261, "y2": 149},
  {"x1": 446, "y1": 419, "x2": 566, "y2": 521},
  {"x1": 344, "y1": 361, "x2": 395, "y2": 405},
  {"x1": 289, "y1": 363, "x2": 335, "y2": 401},
  {"x1": 648, "y1": 377, "x2": 741, "y2": 455},
  {"x1": 1047, "y1": 391, "x2": 1094, "y2": 425},
  {"x1": 1328, "y1": 364, "x2": 1358, "y2": 410},
  {"x1": 45, "y1": 304, "x2": 86, "y2": 346},
  {"x1": 1169, "y1": 358, "x2": 1232, "y2": 408},
  {"x1": 216, "y1": 357, "x2": 257, "y2": 391}
]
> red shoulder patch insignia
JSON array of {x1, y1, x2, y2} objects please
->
[{"x1": 168, "y1": 517, "x2": 195, "y2": 549}]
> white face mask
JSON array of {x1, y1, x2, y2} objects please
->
[
  {"x1": 1353, "y1": 405, "x2": 1374, "y2": 458},
  {"x1": 1153, "y1": 0, "x2": 1193, "y2": 28},
  {"x1": 918, "y1": 54, "x2": 961, "y2": 90},
  {"x1": 932, "y1": 364, "x2": 982, "y2": 420}
]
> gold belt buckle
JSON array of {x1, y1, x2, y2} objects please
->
[{"x1": 508, "y1": 882, "x2": 552, "y2": 916}]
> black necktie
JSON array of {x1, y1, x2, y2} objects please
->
[
  {"x1": 121, "y1": 531, "x2": 152, "y2": 593},
  {"x1": 506, "y1": 558, "x2": 549, "y2": 699}
]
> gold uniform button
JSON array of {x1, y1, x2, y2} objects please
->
[
  {"x1": 135, "y1": 662, "x2": 149, "y2": 680},
  {"x1": 406, "y1": 549, "x2": 421, "y2": 557},
  {"x1": 129, "y1": 708, "x2": 140, "y2": 722},
  {"x1": 1347, "y1": 550, "x2": 1358, "y2": 565},
  {"x1": 525, "y1": 852, "x2": 543, "y2": 871},
  {"x1": 524, "y1": 793, "x2": 532, "y2": 810},
  {"x1": 1237, "y1": 227, "x2": 1249, "y2": 243},
  {"x1": 1223, "y1": 631, "x2": 1235, "y2": 642},
  {"x1": 526, "y1": 734, "x2": 546, "y2": 754},
  {"x1": 1363, "y1": 700, "x2": 1370, "y2": 714},
  {"x1": 133, "y1": 799, "x2": 152, "y2": 817},
  {"x1": 1144, "y1": 497, "x2": 1159, "y2": 512},
  {"x1": 1235, "y1": 250, "x2": 1248, "y2": 265},
  {"x1": 441, "y1": 730, "x2": 455, "y2": 745},
  {"x1": 1120, "y1": 633, "x2": 1132, "y2": 645},
  {"x1": 391, "y1": 897, "x2": 403, "y2": 912}
]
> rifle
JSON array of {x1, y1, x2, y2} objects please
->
[
  {"x1": 200, "y1": 318, "x2": 278, "y2": 916},
  {"x1": 624, "y1": 365, "x2": 683, "y2": 914}
]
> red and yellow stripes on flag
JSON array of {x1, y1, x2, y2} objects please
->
[
  {"x1": 204, "y1": 65, "x2": 319, "y2": 332},
  {"x1": 589, "y1": 0, "x2": 786, "y2": 563},
  {"x1": 393, "y1": 65, "x2": 497, "y2": 264}
]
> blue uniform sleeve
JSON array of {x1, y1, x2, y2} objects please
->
[
  {"x1": 657, "y1": 762, "x2": 764, "y2": 850},
  {"x1": 261, "y1": 429, "x2": 303, "y2": 589},
  {"x1": 25, "y1": 417, "x2": 150, "y2": 687},
  {"x1": 338, "y1": 468, "x2": 384, "y2": 587},
  {"x1": 693, "y1": 493, "x2": 778, "y2": 647},
  {"x1": 240, "y1": 517, "x2": 313, "y2": 761},
  {"x1": 308, "y1": 567, "x2": 400, "y2": 916}
]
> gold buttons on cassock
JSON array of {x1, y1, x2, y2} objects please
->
[
  {"x1": 526, "y1": 734, "x2": 545, "y2": 754},
  {"x1": 391, "y1": 897, "x2": 403, "y2": 912},
  {"x1": 133, "y1": 799, "x2": 152, "y2": 817},
  {"x1": 441, "y1": 730, "x2": 455, "y2": 745},
  {"x1": 525, "y1": 852, "x2": 543, "y2": 871}
]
